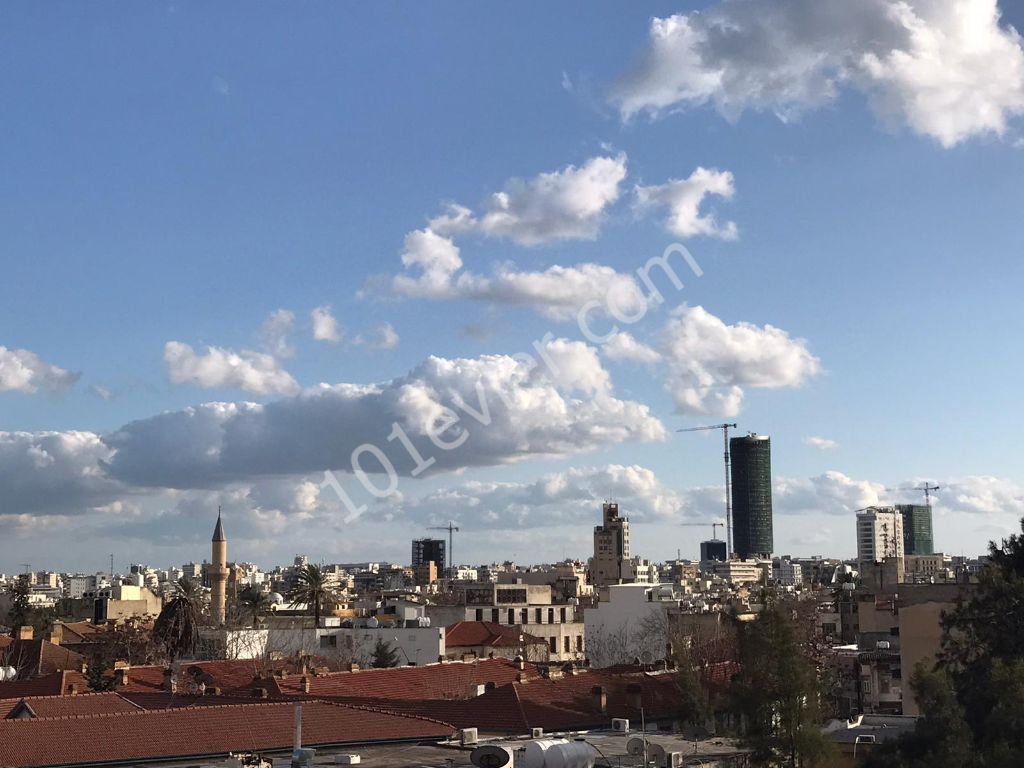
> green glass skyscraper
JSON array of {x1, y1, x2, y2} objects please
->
[
  {"x1": 897, "y1": 504, "x2": 934, "y2": 555},
  {"x1": 730, "y1": 434, "x2": 774, "y2": 559}
]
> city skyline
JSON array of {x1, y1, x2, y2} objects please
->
[{"x1": 3, "y1": 2, "x2": 1024, "y2": 571}]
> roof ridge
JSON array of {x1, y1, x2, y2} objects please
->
[
  {"x1": 0, "y1": 698, "x2": 337, "y2": 724},
  {"x1": 321, "y1": 699, "x2": 457, "y2": 730}
]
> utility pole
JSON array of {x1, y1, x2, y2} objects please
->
[{"x1": 677, "y1": 423, "x2": 738, "y2": 556}]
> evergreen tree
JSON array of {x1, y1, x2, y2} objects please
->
[
  {"x1": 371, "y1": 638, "x2": 400, "y2": 668},
  {"x1": 4, "y1": 576, "x2": 31, "y2": 633},
  {"x1": 729, "y1": 599, "x2": 835, "y2": 767}
]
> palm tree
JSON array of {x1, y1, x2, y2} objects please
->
[
  {"x1": 287, "y1": 564, "x2": 335, "y2": 629},
  {"x1": 238, "y1": 585, "x2": 272, "y2": 628},
  {"x1": 154, "y1": 577, "x2": 202, "y2": 663}
]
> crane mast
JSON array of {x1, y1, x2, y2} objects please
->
[{"x1": 677, "y1": 423, "x2": 738, "y2": 558}]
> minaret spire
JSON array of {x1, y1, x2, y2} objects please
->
[{"x1": 210, "y1": 506, "x2": 228, "y2": 624}]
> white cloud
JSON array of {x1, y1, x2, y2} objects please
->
[
  {"x1": 0, "y1": 431, "x2": 122, "y2": 514},
  {"x1": 311, "y1": 306, "x2": 343, "y2": 343},
  {"x1": 430, "y1": 154, "x2": 629, "y2": 246},
  {"x1": 661, "y1": 305, "x2": 821, "y2": 416},
  {"x1": 635, "y1": 167, "x2": 738, "y2": 240},
  {"x1": 384, "y1": 154, "x2": 660, "y2": 320},
  {"x1": 774, "y1": 470, "x2": 884, "y2": 515},
  {"x1": 613, "y1": 0, "x2": 1024, "y2": 147},
  {"x1": 803, "y1": 435, "x2": 838, "y2": 451},
  {"x1": 354, "y1": 322, "x2": 400, "y2": 350},
  {"x1": 400, "y1": 464, "x2": 684, "y2": 529},
  {"x1": 163, "y1": 341, "x2": 299, "y2": 396},
  {"x1": 260, "y1": 309, "x2": 296, "y2": 359},
  {"x1": 107, "y1": 340, "x2": 666, "y2": 489},
  {"x1": 602, "y1": 331, "x2": 662, "y2": 363},
  {"x1": 0, "y1": 346, "x2": 79, "y2": 394},
  {"x1": 90, "y1": 385, "x2": 114, "y2": 401}
]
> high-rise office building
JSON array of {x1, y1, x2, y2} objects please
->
[
  {"x1": 411, "y1": 538, "x2": 446, "y2": 573},
  {"x1": 856, "y1": 507, "x2": 905, "y2": 570},
  {"x1": 897, "y1": 504, "x2": 934, "y2": 555},
  {"x1": 590, "y1": 502, "x2": 631, "y2": 587},
  {"x1": 700, "y1": 539, "x2": 728, "y2": 562},
  {"x1": 730, "y1": 434, "x2": 774, "y2": 559}
]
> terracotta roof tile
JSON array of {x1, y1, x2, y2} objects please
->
[
  {"x1": 0, "y1": 700, "x2": 454, "y2": 768},
  {"x1": 0, "y1": 692, "x2": 141, "y2": 719},
  {"x1": 274, "y1": 657, "x2": 538, "y2": 700},
  {"x1": 0, "y1": 670, "x2": 90, "y2": 699},
  {"x1": 445, "y1": 621, "x2": 547, "y2": 649}
]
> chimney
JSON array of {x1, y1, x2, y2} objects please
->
[
  {"x1": 254, "y1": 687, "x2": 269, "y2": 699},
  {"x1": 301, "y1": 675, "x2": 311, "y2": 694},
  {"x1": 592, "y1": 685, "x2": 607, "y2": 713},
  {"x1": 68, "y1": 683, "x2": 79, "y2": 695},
  {"x1": 347, "y1": 662, "x2": 360, "y2": 673},
  {"x1": 114, "y1": 668, "x2": 130, "y2": 687},
  {"x1": 48, "y1": 626, "x2": 63, "y2": 645},
  {"x1": 17, "y1": 626, "x2": 33, "y2": 641}
]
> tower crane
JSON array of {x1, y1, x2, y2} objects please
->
[
  {"x1": 680, "y1": 521, "x2": 726, "y2": 540},
  {"x1": 427, "y1": 521, "x2": 460, "y2": 576},
  {"x1": 677, "y1": 423, "x2": 738, "y2": 556},
  {"x1": 914, "y1": 483, "x2": 940, "y2": 506}
]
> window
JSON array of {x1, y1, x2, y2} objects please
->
[
  {"x1": 564, "y1": 636, "x2": 570, "y2": 653},
  {"x1": 508, "y1": 608, "x2": 515, "y2": 625},
  {"x1": 535, "y1": 608, "x2": 542, "y2": 624},
  {"x1": 560, "y1": 607, "x2": 566, "y2": 623},
  {"x1": 475, "y1": 608, "x2": 483, "y2": 622},
  {"x1": 547, "y1": 608, "x2": 554, "y2": 624},
  {"x1": 491, "y1": 609, "x2": 499, "y2": 623},
  {"x1": 549, "y1": 637, "x2": 556, "y2": 653},
  {"x1": 576, "y1": 635, "x2": 583, "y2": 652},
  {"x1": 520, "y1": 608, "x2": 528, "y2": 624},
  {"x1": 320, "y1": 635, "x2": 337, "y2": 649}
]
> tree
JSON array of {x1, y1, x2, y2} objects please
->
[
  {"x1": 729, "y1": 600, "x2": 835, "y2": 767},
  {"x1": 4, "y1": 576, "x2": 32, "y2": 633},
  {"x1": 287, "y1": 564, "x2": 335, "y2": 629},
  {"x1": 371, "y1": 637, "x2": 400, "y2": 668},
  {"x1": 154, "y1": 578, "x2": 202, "y2": 663},
  {"x1": 238, "y1": 585, "x2": 272, "y2": 628},
  {"x1": 869, "y1": 517, "x2": 1024, "y2": 766}
]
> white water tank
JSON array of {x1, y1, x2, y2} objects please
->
[
  {"x1": 524, "y1": 739, "x2": 568, "y2": 768},
  {"x1": 545, "y1": 742, "x2": 595, "y2": 768}
]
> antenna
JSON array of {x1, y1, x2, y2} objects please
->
[{"x1": 677, "y1": 423, "x2": 738, "y2": 556}]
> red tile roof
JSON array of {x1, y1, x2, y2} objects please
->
[
  {"x1": 273, "y1": 657, "x2": 539, "y2": 700},
  {"x1": 0, "y1": 700, "x2": 455, "y2": 768},
  {"x1": 0, "y1": 670, "x2": 90, "y2": 699},
  {"x1": 0, "y1": 692, "x2": 141, "y2": 719},
  {"x1": 0, "y1": 639, "x2": 85, "y2": 678},
  {"x1": 445, "y1": 621, "x2": 548, "y2": 649}
]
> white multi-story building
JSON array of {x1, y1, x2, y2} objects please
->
[
  {"x1": 773, "y1": 557, "x2": 804, "y2": 587},
  {"x1": 856, "y1": 507, "x2": 905, "y2": 570}
]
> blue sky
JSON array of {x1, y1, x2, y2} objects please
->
[{"x1": 2, "y1": 1, "x2": 1024, "y2": 572}]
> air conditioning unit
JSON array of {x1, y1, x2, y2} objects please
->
[
  {"x1": 460, "y1": 728, "x2": 479, "y2": 746},
  {"x1": 334, "y1": 756, "x2": 361, "y2": 765},
  {"x1": 664, "y1": 752, "x2": 684, "y2": 768},
  {"x1": 611, "y1": 718, "x2": 630, "y2": 733},
  {"x1": 531, "y1": 727, "x2": 544, "y2": 738}
]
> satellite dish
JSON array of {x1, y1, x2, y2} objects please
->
[{"x1": 626, "y1": 737, "x2": 646, "y2": 756}]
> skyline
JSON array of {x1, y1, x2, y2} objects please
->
[{"x1": 3, "y1": 1, "x2": 1024, "y2": 571}]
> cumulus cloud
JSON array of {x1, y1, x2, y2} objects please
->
[
  {"x1": 311, "y1": 306, "x2": 343, "y2": 343},
  {"x1": 602, "y1": 331, "x2": 662, "y2": 363},
  {"x1": 0, "y1": 346, "x2": 79, "y2": 394},
  {"x1": 0, "y1": 431, "x2": 123, "y2": 514},
  {"x1": 430, "y1": 154, "x2": 629, "y2": 246},
  {"x1": 661, "y1": 305, "x2": 820, "y2": 416},
  {"x1": 400, "y1": 464, "x2": 684, "y2": 530},
  {"x1": 774, "y1": 470, "x2": 884, "y2": 515},
  {"x1": 383, "y1": 154, "x2": 665, "y2": 320},
  {"x1": 260, "y1": 309, "x2": 296, "y2": 359},
  {"x1": 163, "y1": 341, "x2": 300, "y2": 396},
  {"x1": 107, "y1": 340, "x2": 665, "y2": 489},
  {"x1": 803, "y1": 436, "x2": 838, "y2": 451},
  {"x1": 613, "y1": 0, "x2": 1024, "y2": 147},
  {"x1": 635, "y1": 167, "x2": 738, "y2": 240},
  {"x1": 354, "y1": 322, "x2": 400, "y2": 350}
]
